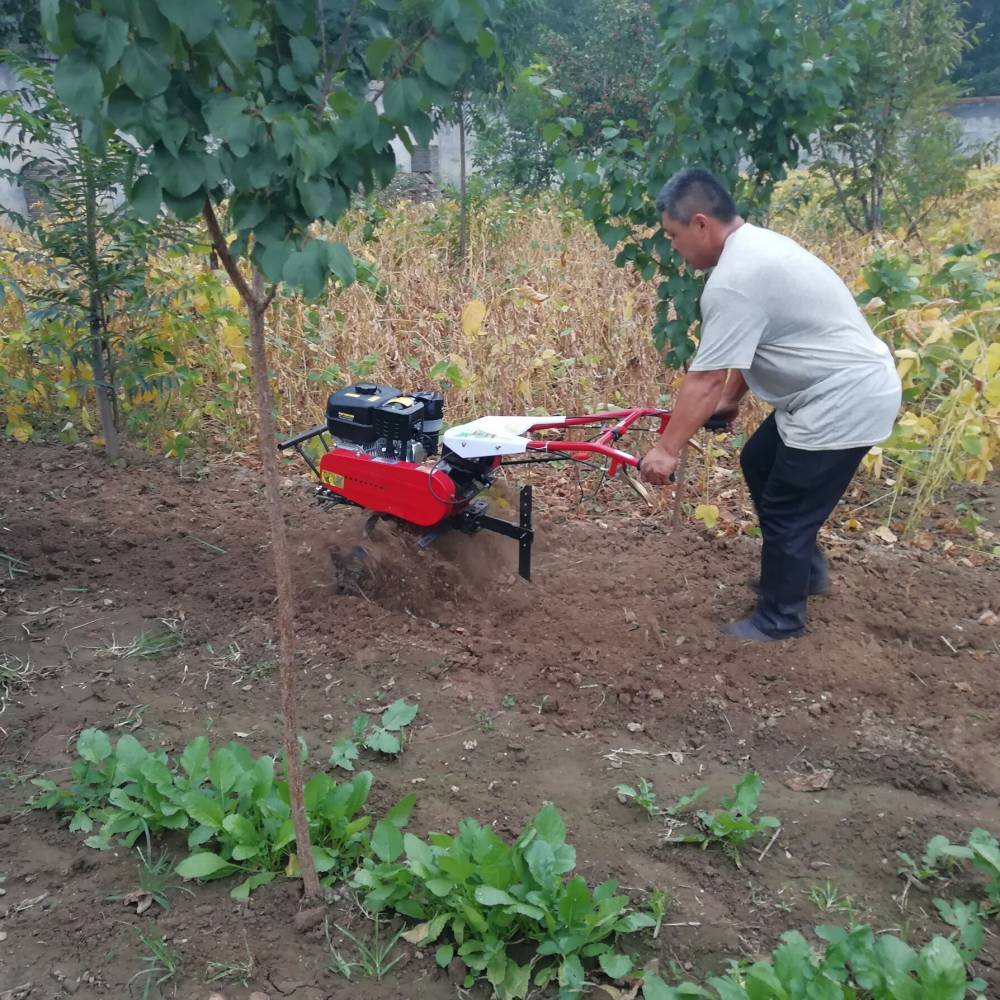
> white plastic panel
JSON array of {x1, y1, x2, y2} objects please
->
[{"x1": 442, "y1": 415, "x2": 566, "y2": 458}]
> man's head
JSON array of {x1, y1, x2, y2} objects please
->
[{"x1": 655, "y1": 168, "x2": 742, "y2": 270}]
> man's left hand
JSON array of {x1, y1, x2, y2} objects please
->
[{"x1": 639, "y1": 445, "x2": 678, "y2": 486}]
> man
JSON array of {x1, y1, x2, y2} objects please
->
[{"x1": 640, "y1": 167, "x2": 901, "y2": 641}]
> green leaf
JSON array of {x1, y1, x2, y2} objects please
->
[
  {"x1": 282, "y1": 239, "x2": 327, "y2": 300},
  {"x1": 599, "y1": 953, "x2": 633, "y2": 980},
  {"x1": 230, "y1": 871, "x2": 275, "y2": 900},
  {"x1": 77, "y1": 728, "x2": 112, "y2": 765},
  {"x1": 372, "y1": 819, "x2": 403, "y2": 863},
  {"x1": 157, "y1": 0, "x2": 221, "y2": 45},
  {"x1": 365, "y1": 37, "x2": 398, "y2": 77},
  {"x1": 326, "y1": 242, "x2": 356, "y2": 284},
  {"x1": 421, "y1": 36, "x2": 467, "y2": 88},
  {"x1": 54, "y1": 52, "x2": 104, "y2": 118},
  {"x1": 365, "y1": 728, "x2": 401, "y2": 755},
  {"x1": 129, "y1": 174, "x2": 162, "y2": 222},
  {"x1": 180, "y1": 736, "x2": 209, "y2": 781},
  {"x1": 176, "y1": 852, "x2": 233, "y2": 879},
  {"x1": 290, "y1": 36, "x2": 319, "y2": 78},
  {"x1": 215, "y1": 24, "x2": 257, "y2": 75},
  {"x1": 426, "y1": 878, "x2": 455, "y2": 897},
  {"x1": 559, "y1": 954, "x2": 585, "y2": 995},
  {"x1": 329, "y1": 738, "x2": 359, "y2": 772},
  {"x1": 436, "y1": 944, "x2": 454, "y2": 967},
  {"x1": 474, "y1": 886, "x2": 517, "y2": 906},
  {"x1": 383, "y1": 77, "x2": 423, "y2": 122},
  {"x1": 385, "y1": 793, "x2": 416, "y2": 829},
  {"x1": 534, "y1": 803, "x2": 566, "y2": 846},
  {"x1": 381, "y1": 699, "x2": 418, "y2": 732},
  {"x1": 915, "y1": 937, "x2": 969, "y2": 999},
  {"x1": 121, "y1": 40, "x2": 171, "y2": 99}
]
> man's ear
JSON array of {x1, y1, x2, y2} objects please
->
[{"x1": 691, "y1": 212, "x2": 710, "y2": 231}]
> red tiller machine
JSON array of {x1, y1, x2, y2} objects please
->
[{"x1": 279, "y1": 382, "x2": 725, "y2": 580}]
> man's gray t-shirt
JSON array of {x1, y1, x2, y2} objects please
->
[{"x1": 690, "y1": 223, "x2": 901, "y2": 451}]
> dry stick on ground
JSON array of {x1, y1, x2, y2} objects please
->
[{"x1": 204, "y1": 201, "x2": 321, "y2": 900}]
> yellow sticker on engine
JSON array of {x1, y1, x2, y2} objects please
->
[
  {"x1": 337, "y1": 411, "x2": 355, "y2": 420},
  {"x1": 322, "y1": 471, "x2": 345, "y2": 489}
]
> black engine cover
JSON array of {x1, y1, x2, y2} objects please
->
[{"x1": 325, "y1": 383, "x2": 401, "y2": 445}]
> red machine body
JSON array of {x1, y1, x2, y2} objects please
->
[{"x1": 317, "y1": 447, "x2": 492, "y2": 527}]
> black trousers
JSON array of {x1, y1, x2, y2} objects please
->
[{"x1": 740, "y1": 413, "x2": 868, "y2": 637}]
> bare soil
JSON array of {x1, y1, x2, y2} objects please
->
[{"x1": 1, "y1": 438, "x2": 998, "y2": 1000}]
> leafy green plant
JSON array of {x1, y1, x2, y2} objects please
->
[
  {"x1": 616, "y1": 778, "x2": 706, "y2": 821},
  {"x1": 934, "y1": 898, "x2": 986, "y2": 963},
  {"x1": 641, "y1": 923, "x2": 986, "y2": 999},
  {"x1": 29, "y1": 729, "x2": 409, "y2": 899},
  {"x1": 329, "y1": 699, "x2": 419, "y2": 772},
  {"x1": 666, "y1": 773, "x2": 780, "y2": 865},
  {"x1": 352, "y1": 803, "x2": 655, "y2": 999},
  {"x1": 929, "y1": 829, "x2": 1000, "y2": 914}
]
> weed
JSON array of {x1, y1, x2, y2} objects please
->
[
  {"x1": 326, "y1": 914, "x2": 406, "y2": 980},
  {"x1": 128, "y1": 931, "x2": 180, "y2": 999},
  {"x1": 648, "y1": 888, "x2": 670, "y2": 939},
  {"x1": 0, "y1": 550, "x2": 30, "y2": 579},
  {"x1": 102, "y1": 623, "x2": 185, "y2": 659},
  {"x1": 204, "y1": 933, "x2": 255, "y2": 986},
  {"x1": 808, "y1": 880, "x2": 855, "y2": 914},
  {"x1": 474, "y1": 709, "x2": 495, "y2": 732},
  {"x1": 108, "y1": 846, "x2": 190, "y2": 912},
  {"x1": 329, "y1": 699, "x2": 418, "y2": 771},
  {"x1": 666, "y1": 772, "x2": 780, "y2": 866},
  {"x1": 501, "y1": 694, "x2": 516, "y2": 709}
]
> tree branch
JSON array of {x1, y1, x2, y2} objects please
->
[
  {"x1": 368, "y1": 29, "x2": 434, "y2": 103},
  {"x1": 202, "y1": 198, "x2": 255, "y2": 307}
]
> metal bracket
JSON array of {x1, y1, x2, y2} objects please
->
[{"x1": 462, "y1": 485, "x2": 534, "y2": 581}]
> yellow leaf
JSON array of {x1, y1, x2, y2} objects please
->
[
  {"x1": 984, "y1": 375, "x2": 1000, "y2": 407},
  {"x1": 80, "y1": 407, "x2": 93, "y2": 433},
  {"x1": 219, "y1": 321, "x2": 248, "y2": 365},
  {"x1": 8, "y1": 418, "x2": 32, "y2": 443},
  {"x1": 285, "y1": 853, "x2": 300, "y2": 877},
  {"x1": 843, "y1": 518, "x2": 861, "y2": 531},
  {"x1": 975, "y1": 342, "x2": 1000, "y2": 380},
  {"x1": 461, "y1": 299, "x2": 487, "y2": 338},
  {"x1": 226, "y1": 285, "x2": 243, "y2": 310},
  {"x1": 693, "y1": 504, "x2": 719, "y2": 529}
]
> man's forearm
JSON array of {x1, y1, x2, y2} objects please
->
[{"x1": 657, "y1": 369, "x2": 728, "y2": 456}]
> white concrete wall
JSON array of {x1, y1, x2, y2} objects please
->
[{"x1": 948, "y1": 97, "x2": 1000, "y2": 161}]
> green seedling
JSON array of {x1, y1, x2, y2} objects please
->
[
  {"x1": 330, "y1": 699, "x2": 418, "y2": 771},
  {"x1": 927, "y1": 828, "x2": 1000, "y2": 914},
  {"x1": 896, "y1": 833, "x2": 953, "y2": 883},
  {"x1": 934, "y1": 898, "x2": 986, "y2": 963},
  {"x1": 502, "y1": 694, "x2": 516, "y2": 709},
  {"x1": 617, "y1": 778, "x2": 707, "y2": 821},
  {"x1": 666, "y1": 772, "x2": 780, "y2": 866},
  {"x1": 128, "y1": 931, "x2": 180, "y2": 999},
  {"x1": 475, "y1": 710, "x2": 496, "y2": 732},
  {"x1": 326, "y1": 914, "x2": 407, "y2": 980}
]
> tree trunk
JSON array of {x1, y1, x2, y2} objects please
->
[
  {"x1": 245, "y1": 267, "x2": 321, "y2": 901},
  {"x1": 82, "y1": 151, "x2": 119, "y2": 459},
  {"x1": 458, "y1": 98, "x2": 468, "y2": 265}
]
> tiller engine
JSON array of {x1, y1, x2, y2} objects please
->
[{"x1": 279, "y1": 383, "x2": 720, "y2": 580}]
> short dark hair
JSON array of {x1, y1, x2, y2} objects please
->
[{"x1": 655, "y1": 168, "x2": 737, "y2": 224}]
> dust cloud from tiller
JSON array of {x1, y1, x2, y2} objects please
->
[{"x1": 292, "y1": 506, "x2": 517, "y2": 616}]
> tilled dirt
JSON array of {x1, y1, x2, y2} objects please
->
[{"x1": 1, "y1": 438, "x2": 998, "y2": 1000}]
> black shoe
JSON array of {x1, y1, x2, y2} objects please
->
[{"x1": 747, "y1": 576, "x2": 830, "y2": 597}]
